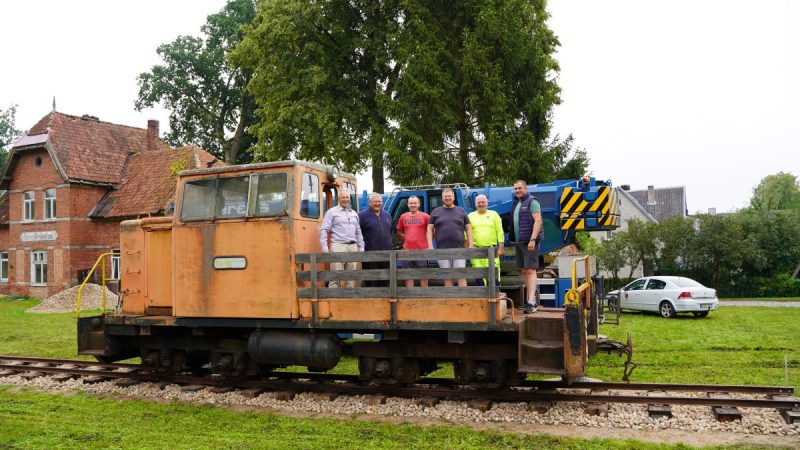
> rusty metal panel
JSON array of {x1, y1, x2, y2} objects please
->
[
  {"x1": 563, "y1": 304, "x2": 588, "y2": 382},
  {"x1": 145, "y1": 229, "x2": 173, "y2": 308},
  {"x1": 173, "y1": 220, "x2": 294, "y2": 318},
  {"x1": 119, "y1": 220, "x2": 145, "y2": 314}
]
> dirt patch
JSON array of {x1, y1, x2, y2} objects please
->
[{"x1": 27, "y1": 284, "x2": 117, "y2": 313}]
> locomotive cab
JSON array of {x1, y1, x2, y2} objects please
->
[{"x1": 117, "y1": 161, "x2": 355, "y2": 319}]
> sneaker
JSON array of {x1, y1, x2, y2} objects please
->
[{"x1": 524, "y1": 303, "x2": 538, "y2": 314}]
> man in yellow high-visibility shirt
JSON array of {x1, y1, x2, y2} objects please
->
[{"x1": 468, "y1": 194, "x2": 503, "y2": 285}]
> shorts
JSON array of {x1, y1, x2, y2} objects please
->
[
  {"x1": 437, "y1": 259, "x2": 466, "y2": 269},
  {"x1": 515, "y1": 241, "x2": 539, "y2": 269},
  {"x1": 403, "y1": 260, "x2": 428, "y2": 269}
]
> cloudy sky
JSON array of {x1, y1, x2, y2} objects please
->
[{"x1": 1, "y1": 0, "x2": 798, "y2": 213}]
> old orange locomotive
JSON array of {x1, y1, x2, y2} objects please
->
[{"x1": 78, "y1": 160, "x2": 601, "y2": 385}]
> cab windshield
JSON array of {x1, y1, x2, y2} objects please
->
[{"x1": 180, "y1": 172, "x2": 289, "y2": 221}]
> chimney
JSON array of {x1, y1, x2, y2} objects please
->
[
  {"x1": 146, "y1": 120, "x2": 160, "y2": 151},
  {"x1": 620, "y1": 184, "x2": 630, "y2": 191},
  {"x1": 647, "y1": 185, "x2": 656, "y2": 205}
]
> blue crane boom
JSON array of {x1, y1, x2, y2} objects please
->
[{"x1": 371, "y1": 177, "x2": 620, "y2": 254}]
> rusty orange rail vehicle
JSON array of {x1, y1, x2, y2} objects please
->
[{"x1": 78, "y1": 160, "x2": 602, "y2": 385}]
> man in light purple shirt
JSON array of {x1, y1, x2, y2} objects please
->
[{"x1": 319, "y1": 189, "x2": 364, "y2": 287}]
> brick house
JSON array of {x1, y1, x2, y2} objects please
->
[{"x1": 0, "y1": 111, "x2": 221, "y2": 298}]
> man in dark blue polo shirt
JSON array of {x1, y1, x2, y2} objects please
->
[{"x1": 359, "y1": 193, "x2": 393, "y2": 287}]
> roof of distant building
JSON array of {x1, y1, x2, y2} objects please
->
[
  {"x1": 2, "y1": 110, "x2": 223, "y2": 220},
  {"x1": 617, "y1": 187, "x2": 658, "y2": 223},
  {"x1": 91, "y1": 145, "x2": 221, "y2": 219},
  {"x1": 627, "y1": 186, "x2": 687, "y2": 221},
  {"x1": 3, "y1": 111, "x2": 171, "y2": 187}
]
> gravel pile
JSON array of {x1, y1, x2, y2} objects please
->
[
  {"x1": 27, "y1": 284, "x2": 118, "y2": 313},
  {"x1": 1, "y1": 373, "x2": 797, "y2": 441}
]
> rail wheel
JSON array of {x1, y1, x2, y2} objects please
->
[{"x1": 455, "y1": 359, "x2": 519, "y2": 388}]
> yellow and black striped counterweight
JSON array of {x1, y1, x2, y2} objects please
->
[{"x1": 559, "y1": 185, "x2": 620, "y2": 231}]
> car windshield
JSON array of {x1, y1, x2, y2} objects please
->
[{"x1": 672, "y1": 278, "x2": 703, "y2": 288}]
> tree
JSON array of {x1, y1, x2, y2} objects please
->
[
  {"x1": 750, "y1": 172, "x2": 800, "y2": 211},
  {"x1": 0, "y1": 104, "x2": 22, "y2": 169},
  {"x1": 233, "y1": 0, "x2": 586, "y2": 191},
  {"x1": 621, "y1": 219, "x2": 658, "y2": 279},
  {"x1": 232, "y1": 0, "x2": 400, "y2": 191},
  {"x1": 654, "y1": 216, "x2": 695, "y2": 275},
  {"x1": 687, "y1": 214, "x2": 750, "y2": 290},
  {"x1": 598, "y1": 234, "x2": 627, "y2": 283},
  {"x1": 136, "y1": 0, "x2": 258, "y2": 164}
]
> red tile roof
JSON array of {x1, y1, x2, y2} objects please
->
[
  {"x1": 91, "y1": 145, "x2": 222, "y2": 219},
  {"x1": 23, "y1": 111, "x2": 170, "y2": 185}
]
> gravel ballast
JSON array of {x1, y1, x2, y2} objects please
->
[{"x1": 0, "y1": 373, "x2": 797, "y2": 446}]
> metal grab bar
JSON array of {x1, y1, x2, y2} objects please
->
[
  {"x1": 565, "y1": 256, "x2": 592, "y2": 307},
  {"x1": 75, "y1": 252, "x2": 120, "y2": 318}
]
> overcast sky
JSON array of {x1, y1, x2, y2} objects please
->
[{"x1": 1, "y1": 0, "x2": 798, "y2": 213}]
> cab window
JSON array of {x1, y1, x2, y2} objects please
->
[
  {"x1": 300, "y1": 173, "x2": 320, "y2": 218},
  {"x1": 344, "y1": 182, "x2": 358, "y2": 210},
  {"x1": 181, "y1": 179, "x2": 216, "y2": 221},
  {"x1": 254, "y1": 173, "x2": 288, "y2": 217},
  {"x1": 646, "y1": 279, "x2": 667, "y2": 290},
  {"x1": 215, "y1": 176, "x2": 249, "y2": 219}
]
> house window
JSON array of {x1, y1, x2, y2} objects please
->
[
  {"x1": 0, "y1": 253, "x2": 8, "y2": 282},
  {"x1": 23, "y1": 191, "x2": 35, "y2": 221},
  {"x1": 111, "y1": 249, "x2": 121, "y2": 280},
  {"x1": 44, "y1": 189, "x2": 57, "y2": 219},
  {"x1": 31, "y1": 251, "x2": 47, "y2": 285}
]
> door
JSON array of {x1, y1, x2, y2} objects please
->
[
  {"x1": 643, "y1": 278, "x2": 668, "y2": 312},
  {"x1": 621, "y1": 278, "x2": 647, "y2": 310}
]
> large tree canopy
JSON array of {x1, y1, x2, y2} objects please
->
[
  {"x1": 233, "y1": 0, "x2": 587, "y2": 191},
  {"x1": 135, "y1": 0, "x2": 258, "y2": 164}
]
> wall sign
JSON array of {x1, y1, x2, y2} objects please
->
[
  {"x1": 20, "y1": 231, "x2": 58, "y2": 242},
  {"x1": 213, "y1": 256, "x2": 247, "y2": 270}
]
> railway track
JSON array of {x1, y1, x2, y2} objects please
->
[{"x1": 1, "y1": 355, "x2": 798, "y2": 423}]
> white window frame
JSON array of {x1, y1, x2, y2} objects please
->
[
  {"x1": 0, "y1": 252, "x2": 8, "y2": 282},
  {"x1": 31, "y1": 251, "x2": 47, "y2": 286},
  {"x1": 111, "y1": 249, "x2": 121, "y2": 280},
  {"x1": 23, "y1": 191, "x2": 35, "y2": 222},
  {"x1": 44, "y1": 188, "x2": 57, "y2": 220}
]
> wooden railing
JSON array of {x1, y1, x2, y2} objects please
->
[{"x1": 295, "y1": 248, "x2": 499, "y2": 300}]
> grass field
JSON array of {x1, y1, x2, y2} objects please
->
[
  {"x1": 1, "y1": 297, "x2": 797, "y2": 448},
  {"x1": 720, "y1": 297, "x2": 800, "y2": 302}
]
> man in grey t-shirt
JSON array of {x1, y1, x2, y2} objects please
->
[{"x1": 426, "y1": 188, "x2": 473, "y2": 287}]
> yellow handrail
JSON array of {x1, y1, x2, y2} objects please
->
[
  {"x1": 565, "y1": 256, "x2": 593, "y2": 307},
  {"x1": 76, "y1": 252, "x2": 120, "y2": 318}
]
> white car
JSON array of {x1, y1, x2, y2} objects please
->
[{"x1": 607, "y1": 276, "x2": 719, "y2": 318}]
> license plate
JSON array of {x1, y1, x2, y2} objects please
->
[{"x1": 701, "y1": 304, "x2": 710, "y2": 310}]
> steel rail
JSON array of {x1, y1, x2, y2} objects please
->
[{"x1": 1, "y1": 356, "x2": 797, "y2": 410}]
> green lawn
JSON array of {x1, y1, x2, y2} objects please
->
[
  {"x1": 591, "y1": 308, "x2": 799, "y2": 390},
  {"x1": 720, "y1": 297, "x2": 800, "y2": 302},
  {"x1": 1, "y1": 297, "x2": 797, "y2": 449}
]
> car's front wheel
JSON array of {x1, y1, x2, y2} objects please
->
[
  {"x1": 659, "y1": 301, "x2": 676, "y2": 318},
  {"x1": 693, "y1": 311, "x2": 709, "y2": 318}
]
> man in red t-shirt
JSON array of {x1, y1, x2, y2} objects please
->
[{"x1": 396, "y1": 196, "x2": 430, "y2": 287}]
